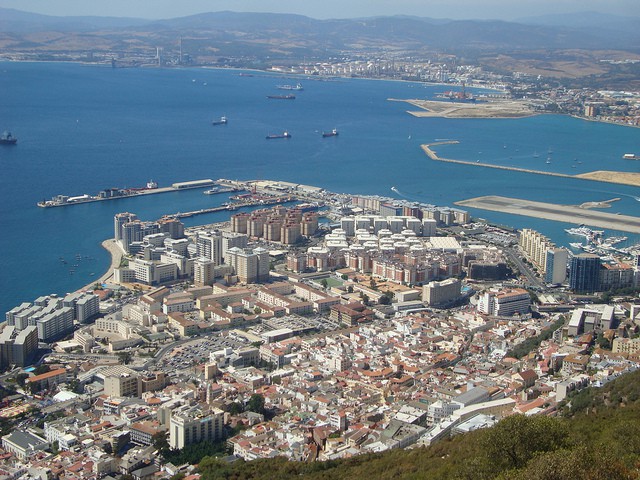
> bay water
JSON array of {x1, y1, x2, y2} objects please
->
[{"x1": 1, "y1": 62, "x2": 639, "y2": 313}]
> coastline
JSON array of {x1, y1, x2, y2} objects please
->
[{"x1": 76, "y1": 239, "x2": 123, "y2": 293}]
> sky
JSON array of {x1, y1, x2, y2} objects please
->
[{"x1": 0, "y1": 0, "x2": 638, "y2": 21}]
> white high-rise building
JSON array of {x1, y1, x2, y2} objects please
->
[
  {"x1": 169, "y1": 405, "x2": 224, "y2": 450},
  {"x1": 196, "y1": 231, "x2": 223, "y2": 265}
]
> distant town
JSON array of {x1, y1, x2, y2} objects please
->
[
  {"x1": 3, "y1": 45, "x2": 640, "y2": 128},
  {"x1": 2, "y1": 179, "x2": 639, "y2": 478}
]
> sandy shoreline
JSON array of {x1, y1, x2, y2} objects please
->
[{"x1": 76, "y1": 239, "x2": 123, "y2": 293}]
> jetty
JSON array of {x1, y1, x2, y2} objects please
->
[
  {"x1": 421, "y1": 143, "x2": 640, "y2": 187},
  {"x1": 37, "y1": 179, "x2": 238, "y2": 208},
  {"x1": 163, "y1": 195, "x2": 294, "y2": 219}
]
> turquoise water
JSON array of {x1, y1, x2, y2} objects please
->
[{"x1": 1, "y1": 62, "x2": 639, "y2": 313}]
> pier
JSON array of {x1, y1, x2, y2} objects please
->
[
  {"x1": 163, "y1": 195, "x2": 295, "y2": 219},
  {"x1": 456, "y1": 195, "x2": 640, "y2": 234},
  {"x1": 421, "y1": 142, "x2": 640, "y2": 187},
  {"x1": 37, "y1": 179, "x2": 238, "y2": 208}
]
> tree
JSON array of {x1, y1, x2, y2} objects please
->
[
  {"x1": 479, "y1": 414, "x2": 569, "y2": 473},
  {"x1": 321, "y1": 279, "x2": 329, "y2": 289},
  {"x1": 34, "y1": 364, "x2": 50, "y2": 376},
  {"x1": 117, "y1": 351, "x2": 133, "y2": 365},
  {"x1": 228, "y1": 402, "x2": 244, "y2": 415},
  {"x1": 341, "y1": 274, "x2": 348, "y2": 280},
  {"x1": 369, "y1": 278, "x2": 378, "y2": 291},
  {"x1": 152, "y1": 431, "x2": 170, "y2": 453},
  {"x1": 246, "y1": 393, "x2": 266, "y2": 415},
  {"x1": 347, "y1": 285, "x2": 354, "y2": 293},
  {"x1": 15, "y1": 373, "x2": 29, "y2": 388}
]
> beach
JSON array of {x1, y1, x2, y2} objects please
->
[{"x1": 76, "y1": 239, "x2": 122, "y2": 293}]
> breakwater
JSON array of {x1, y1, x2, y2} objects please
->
[{"x1": 421, "y1": 143, "x2": 640, "y2": 187}]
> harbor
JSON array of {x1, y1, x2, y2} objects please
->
[
  {"x1": 456, "y1": 195, "x2": 640, "y2": 234},
  {"x1": 163, "y1": 194, "x2": 296, "y2": 219},
  {"x1": 37, "y1": 179, "x2": 237, "y2": 208}
]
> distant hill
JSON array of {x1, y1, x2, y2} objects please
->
[
  {"x1": 0, "y1": 8, "x2": 638, "y2": 54},
  {"x1": 0, "y1": 7, "x2": 150, "y2": 32}
]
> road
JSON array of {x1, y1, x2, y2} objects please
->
[{"x1": 504, "y1": 247, "x2": 544, "y2": 290}]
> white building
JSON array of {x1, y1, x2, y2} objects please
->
[{"x1": 169, "y1": 405, "x2": 224, "y2": 450}]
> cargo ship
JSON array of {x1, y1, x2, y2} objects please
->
[
  {"x1": 266, "y1": 131, "x2": 292, "y2": 139},
  {"x1": 0, "y1": 131, "x2": 17, "y2": 145},
  {"x1": 322, "y1": 128, "x2": 339, "y2": 138},
  {"x1": 212, "y1": 116, "x2": 227, "y2": 126},
  {"x1": 267, "y1": 95, "x2": 295, "y2": 100},
  {"x1": 277, "y1": 83, "x2": 303, "y2": 91}
]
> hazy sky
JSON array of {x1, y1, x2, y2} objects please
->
[{"x1": 1, "y1": 0, "x2": 638, "y2": 20}]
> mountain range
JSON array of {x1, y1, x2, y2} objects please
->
[{"x1": 1, "y1": 8, "x2": 638, "y2": 55}]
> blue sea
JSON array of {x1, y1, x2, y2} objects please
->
[{"x1": 1, "y1": 62, "x2": 639, "y2": 313}]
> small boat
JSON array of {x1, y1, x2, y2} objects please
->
[
  {"x1": 545, "y1": 157, "x2": 552, "y2": 164},
  {"x1": 0, "y1": 131, "x2": 17, "y2": 145},
  {"x1": 203, "y1": 187, "x2": 220, "y2": 195},
  {"x1": 322, "y1": 128, "x2": 339, "y2": 138},
  {"x1": 266, "y1": 95, "x2": 295, "y2": 100},
  {"x1": 212, "y1": 116, "x2": 227, "y2": 126},
  {"x1": 266, "y1": 131, "x2": 292, "y2": 139}
]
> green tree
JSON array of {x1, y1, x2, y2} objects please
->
[
  {"x1": 321, "y1": 279, "x2": 329, "y2": 289},
  {"x1": 152, "y1": 431, "x2": 170, "y2": 454},
  {"x1": 34, "y1": 364, "x2": 50, "y2": 375},
  {"x1": 117, "y1": 351, "x2": 133, "y2": 365},
  {"x1": 479, "y1": 414, "x2": 569, "y2": 473},
  {"x1": 246, "y1": 393, "x2": 266, "y2": 415},
  {"x1": 228, "y1": 402, "x2": 244, "y2": 415},
  {"x1": 15, "y1": 373, "x2": 29, "y2": 388}
]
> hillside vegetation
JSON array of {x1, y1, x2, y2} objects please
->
[{"x1": 198, "y1": 370, "x2": 640, "y2": 479}]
